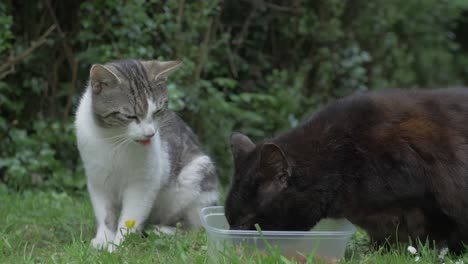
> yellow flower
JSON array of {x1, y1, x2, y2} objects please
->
[{"x1": 125, "y1": 220, "x2": 136, "y2": 229}]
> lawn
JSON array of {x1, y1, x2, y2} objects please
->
[{"x1": 0, "y1": 186, "x2": 466, "y2": 264}]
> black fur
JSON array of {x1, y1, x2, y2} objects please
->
[{"x1": 225, "y1": 88, "x2": 468, "y2": 253}]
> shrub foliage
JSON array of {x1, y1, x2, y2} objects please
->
[{"x1": 1, "y1": 0, "x2": 467, "y2": 190}]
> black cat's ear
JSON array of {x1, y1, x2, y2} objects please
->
[
  {"x1": 90, "y1": 64, "x2": 121, "y2": 94},
  {"x1": 142, "y1": 60, "x2": 182, "y2": 82},
  {"x1": 230, "y1": 132, "x2": 255, "y2": 162},
  {"x1": 259, "y1": 143, "x2": 290, "y2": 190}
]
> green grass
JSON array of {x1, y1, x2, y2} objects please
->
[{"x1": 0, "y1": 186, "x2": 466, "y2": 264}]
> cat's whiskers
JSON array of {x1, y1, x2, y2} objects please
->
[
  {"x1": 102, "y1": 134, "x2": 128, "y2": 143},
  {"x1": 106, "y1": 140, "x2": 130, "y2": 181},
  {"x1": 109, "y1": 137, "x2": 132, "y2": 155},
  {"x1": 105, "y1": 135, "x2": 135, "y2": 164},
  {"x1": 108, "y1": 137, "x2": 133, "y2": 173},
  {"x1": 106, "y1": 136, "x2": 126, "y2": 148}
]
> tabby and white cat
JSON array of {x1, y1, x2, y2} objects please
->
[{"x1": 75, "y1": 59, "x2": 218, "y2": 252}]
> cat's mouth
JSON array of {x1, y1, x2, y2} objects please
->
[{"x1": 135, "y1": 139, "x2": 152, "y2": 146}]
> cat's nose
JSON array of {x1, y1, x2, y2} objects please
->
[
  {"x1": 144, "y1": 132, "x2": 155, "y2": 138},
  {"x1": 143, "y1": 126, "x2": 155, "y2": 138}
]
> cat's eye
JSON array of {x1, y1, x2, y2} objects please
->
[
  {"x1": 122, "y1": 114, "x2": 138, "y2": 120},
  {"x1": 152, "y1": 109, "x2": 163, "y2": 117}
]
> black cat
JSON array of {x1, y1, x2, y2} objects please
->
[{"x1": 225, "y1": 88, "x2": 468, "y2": 253}]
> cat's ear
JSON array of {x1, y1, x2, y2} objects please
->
[
  {"x1": 230, "y1": 132, "x2": 255, "y2": 162},
  {"x1": 90, "y1": 64, "x2": 121, "y2": 94},
  {"x1": 143, "y1": 60, "x2": 182, "y2": 82},
  {"x1": 259, "y1": 143, "x2": 290, "y2": 190}
]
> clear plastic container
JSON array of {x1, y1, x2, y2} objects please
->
[{"x1": 200, "y1": 206, "x2": 356, "y2": 262}]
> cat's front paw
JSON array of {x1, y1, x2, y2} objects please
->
[
  {"x1": 91, "y1": 238, "x2": 119, "y2": 253},
  {"x1": 106, "y1": 243, "x2": 118, "y2": 253},
  {"x1": 111, "y1": 233, "x2": 124, "y2": 250},
  {"x1": 91, "y1": 237, "x2": 109, "y2": 250}
]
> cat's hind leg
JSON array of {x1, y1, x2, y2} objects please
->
[
  {"x1": 430, "y1": 166, "x2": 468, "y2": 253},
  {"x1": 446, "y1": 224, "x2": 468, "y2": 254},
  {"x1": 183, "y1": 191, "x2": 218, "y2": 228},
  {"x1": 152, "y1": 225, "x2": 177, "y2": 235},
  {"x1": 151, "y1": 155, "x2": 218, "y2": 229}
]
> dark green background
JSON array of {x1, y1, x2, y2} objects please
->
[{"x1": 1, "y1": 0, "x2": 468, "y2": 191}]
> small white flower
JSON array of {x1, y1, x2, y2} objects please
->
[
  {"x1": 455, "y1": 260, "x2": 464, "y2": 264},
  {"x1": 407, "y1": 245, "x2": 417, "y2": 255},
  {"x1": 415, "y1": 256, "x2": 420, "y2": 262},
  {"x1": 438, "y1": 247, "x2": 449, "y2": 260}
]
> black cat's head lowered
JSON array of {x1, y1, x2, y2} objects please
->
[{"x1": 225, "y1": 132, "x2": 336, "y2": 231}]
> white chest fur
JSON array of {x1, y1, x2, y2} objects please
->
[{"x1": 75, "y1": 90, "x2": 171, "y2": 191}]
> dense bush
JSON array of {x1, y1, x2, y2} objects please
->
[{"x1": 1, "y1": 0, "x2": 468, "y2": 191}]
